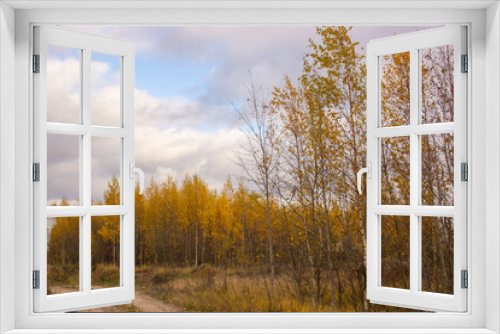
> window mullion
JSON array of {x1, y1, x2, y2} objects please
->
[
  {"x1": 413, "y1": 123, "x2": 455, "y2": 135},
  {"x1": 409, "y1": 47, "x2": 420, "y2": 294},
  {"x1": 82, "y1": 47, "x2": 91, "y2": 207},
  {"x1": 82, "y1": 47, "x2": 92, "y2": 294},
  {"x1": 89, "y1": 205, "x2": 130, "y2": 216}
]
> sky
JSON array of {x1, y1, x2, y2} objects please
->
[{"x1": 46, "y1": 25, "x2": 433, "y2": 204}]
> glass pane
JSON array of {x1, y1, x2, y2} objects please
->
[
  {"x1": 47, "y1": 44, "x2": 81, "y2": 124},
  {"x1": 421, "y1": 133, "x2": 454, "y2": 206},
  {"x1": 47, "y1": 134, "x2": 80, "y2": 206},
  {"x1": 381, "y1": 136, "x2": 410, "y2": 205},
  {"x1": 422, "y1": 217, "x2": 454, "y2": 294},
  {"x1": 47, "y1": 216, "x2": 80, "y2": 295},
  {"x1": 91, "y1": 137, "x2": 121, "y2": 205},
  {"x1": 91, "y1": 215, "x2": 121, "y2": 289},
  {"x1": 421, "y1": 45, "x2": 454, "y2": 124},
  {"x1": 381, "y1": 215, "x2": 410, "y2": 289},
  {"x1": 380, "y1": 51, "x2": 410, "y2": 127},
  {"x1": 91, "y1": 52, "x2": 121, "y2": 127}
]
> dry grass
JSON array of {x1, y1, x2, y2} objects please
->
[
  {"x1": 47, "y1": 263, "x2": 121, "y2": 294},
  {"x1": 137, "y1": 266, "x2": 371, "y2": 312},
  {"x1": 47, "y1": 264, "x2": 79, "y2": 294},
  {"x1": 48, "y1": 264, "x2": 418, "y2": 312},
  {"x1": 91, "y1": 263, "x2": 120, "y2": 287}
]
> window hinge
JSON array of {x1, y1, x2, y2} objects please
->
[
  {"x1": 461, "y1": 54, "x2": 468, "y2": 73},
  {"x1": 33, "y1": 163, "x2": 40, "y2": 182},
  {"x1": 461, "y1": 270, "x2": 468, "y2": 289},
  {"x1": 33, "y1": 54, "x2": 40, "y2": 73},
  {"x1": 33, "y1": 270, "x2": 40, "y2": 289},
  {"x1": 461, "y1": 162, "x2": 468, "y2": 182}
]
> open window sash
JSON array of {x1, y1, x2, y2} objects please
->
[
  {"x1": 33, "y1": 26, "x2": 136, "y2": 312},
  {"x1": 365, "y1": 26, "x2": 467, "y2": 312}
]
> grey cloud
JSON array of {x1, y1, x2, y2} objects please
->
[
  {"x1": 49, "y1": 26, "x2": 437, "y2": 203},
  {"x1": 47, "y1": 57, "x2": 80, "y2": 124},
  {"x1": 46, "y1": 55, "x2": 247, "y2": 202},
  {"x1": 135, "y1": 127, "x2": 245, "y2": 191},
  {"x1": 135, "y1": 88, "x2": 241, "y2": 131},
  {"x1": 69, "y1": 26, "x2": 317, "y2": 105},
  {"x1": 350, "y1": 26, "x2": 438, "y2": 53},
  {"x1": 91, "y1": 137, "x2": 121, "y2": 202},
  {"x1": 47, "y1": 134, "x2": 80, "y2": 204}
]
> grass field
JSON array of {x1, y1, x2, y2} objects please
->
[{"x1": 48, "y1": 264, "x2": 414, "y2": 312}]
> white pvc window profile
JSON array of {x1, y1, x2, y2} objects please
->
[
  {"x1": 363, "y1": 26, "x2": 467, "y2": 312},
  {"x1": 33, "y1": 26, "x2": 137, "y2": 313}
]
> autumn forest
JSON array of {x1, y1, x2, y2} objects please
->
[{"x1": 47, "y1": 27, "x2": 455, "y2": 312}]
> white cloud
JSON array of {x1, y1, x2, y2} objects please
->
[
  {"x1": 66, "y1": 26, "x2": 317, "y2": 105},
  {"x1": 48, "y1": 26, "x2": 438, "y2": 203},
  {"x1": 135, "y1": 126, "x2": 245, "y2": 191},
  {"x1": 47, "y1": 57, "x2": 80, "y2": 123},
  {"x1": 46, "y1": 55, "x2": 246, "y2": 203}
]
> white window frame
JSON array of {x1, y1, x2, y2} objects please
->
[
  {"x1": 365, "y1": 26, "x2": 467, "y2": 312},
  {"x1": 0, "y1": 1, "x2": 499, "y2": 333},
  {"x1": 33, "y1": 26, "x2": 136, "y2": 313}
]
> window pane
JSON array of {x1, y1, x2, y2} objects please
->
[
  {"x1": 421, "y1": 217, "x2": 454, "y2": 294},
  {"x1": 381, "y1": 215, "x2": 410, "y2": 289},
  {"x1": 421, "y1": 133, "x2": 454, "y2": 206},
  {"x1": 47, "y1": 216, "x2": 80, "y2": 295},
  {"x1": 421, "y1": 45, "x2": 454, "y2": 124},
  {"x1": 91, "y1": 215, "x2": 121, "y2": 289},
  {"x1": 47, "y1": 44, "x2": 81, "y2": 124},
  {"x1": 380, "y1": 52, "x2": 410, "y2": 127},
  {"x1": 91, "y1": 137, "x2": 121, "y2": 205},
  {"x1": 47, "y1": 134, "x2": 80, "y2": 206},
  {"x1": 381, "y1": 136, "x2": 410, "y2": 205},
  {"x1": 91, "y1": 52, "x2": 121, "y2": 127}
]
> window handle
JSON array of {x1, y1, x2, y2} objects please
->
[
  {"x1": 129, "y1": 162, "x2": 145, "y2": 194},
  {"x1": 357, "y1": 162, "x2": 372, "y2": 195}
]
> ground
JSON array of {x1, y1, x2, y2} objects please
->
[{"x1": 51, "y1": 286, "x2": 183, "y2": 312}]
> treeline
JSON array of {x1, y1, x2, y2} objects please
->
[
  {"x1": 47, "y1": 26, "x2": 454, "y2": 312},
  {"x1": 48, "y1": 178, "x2": 122, "y2": 271}
]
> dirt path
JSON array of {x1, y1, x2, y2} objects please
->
[
  {"x1": 50, "y1": 286, "x2": 183, "y2": 312},
  {"x1": 128, "y1": 289, "x2": 184, "y2": 313}
]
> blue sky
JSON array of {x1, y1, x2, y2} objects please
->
[
  {"x1": 135, "y1": 55, "x2": 213, "y2": 99},
  {"x1": 81, "y1": 26, "x2": 429, "y2": 119},
  {"x1": 47, "y1": 26, "x2": 433, "y2": 203}
]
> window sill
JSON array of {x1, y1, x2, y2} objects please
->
[{"x1": 4, "y1": 329, "x2": 497, "y2": 334}]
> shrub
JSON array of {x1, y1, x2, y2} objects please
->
[{"x1": 92, "y1": 263, "x2": 120, "y2": 286}]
